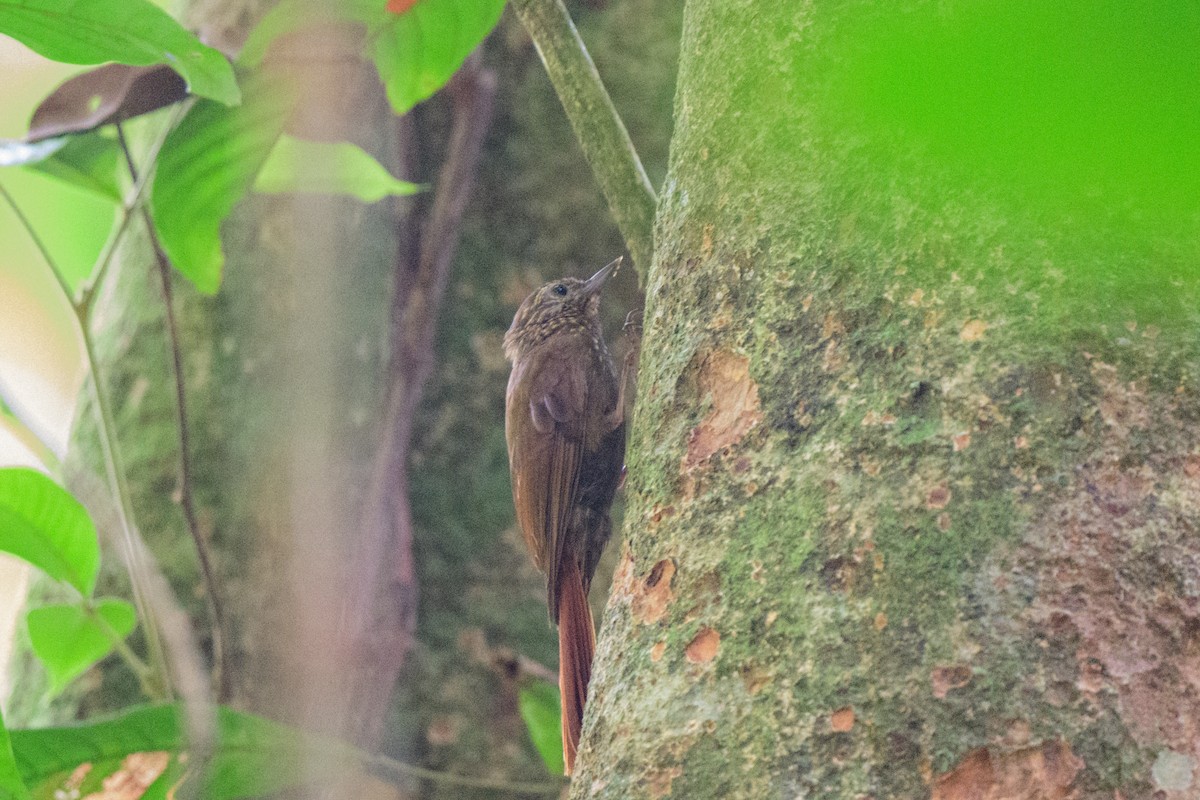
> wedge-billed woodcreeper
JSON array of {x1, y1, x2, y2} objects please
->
[{"x1": 503, "y1": 258, "x2": 627, "y2": 775}]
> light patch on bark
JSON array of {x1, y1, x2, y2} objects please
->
[
  {"x1": 683, "y1": 350, "x2": 762, "y2": 468},
  {"x1": 930, "y1": 665, "x2": 973, "y2": 699},
  {"x1": 931, "y1": 741, "x2": 1083, "y2": 800},
  {"x1": 1013, "y1": 358, "x2": 1200, "y2": 765},
  {"x1": 684, "y1": 626, "x2": 720, "y2": 664},
  {"x1": 631, "y1": 558, "x2": 677, "y2": 625}
]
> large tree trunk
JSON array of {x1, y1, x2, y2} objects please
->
[{"x1": 576, "y1": 3, "x2": 1200, "y2": 798}]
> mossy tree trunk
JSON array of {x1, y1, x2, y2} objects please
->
[{"x1": 575, "y1": 2, "x2": 1200, "y2": 798}]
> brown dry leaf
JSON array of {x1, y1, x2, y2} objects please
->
[
  {"x1": 82, "y1": 752, "x2": 170, "y2": 800},
  {"x1": 684, "y1": 350, "x2": 762, "y2": 468},
  {"x1": 28, "y1": 65, "x2": 187, "y2": 142}
]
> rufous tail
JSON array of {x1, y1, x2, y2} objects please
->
[{"x1": 557, "y1": 560, "x2": 595, "y2": 775}]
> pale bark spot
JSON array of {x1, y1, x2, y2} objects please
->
[
  {"x1": 931, "y1": 664, "x2": 973, "y2": 698},
  {"x1": 683, "y1": 350, "x2": 762, "y2": 468},
  {"x1": 830, "y1": 706, "x2": 855, "y2": 732},
  {"x1": 646, "y1": 765, "x2": 683, "y2": 798},
  {"x1": 960, "y1": 319, "x2": 988, "y2": 341},
  {"x1": 1151, "y1": 750, "x2": 1195, "y2": 791},
  {"x1": 427, "y1": 715, "x2": 460, "y2": 746},
  {"x1": 931, "y1": 741, "x2": 1083, "y2": 800},
  {"x1": 685, "y1": 626, "x2": 720, "y2": 663},
  {"x1": 631, "y1": 559, "x2": 676, "y2": 625},
  {"x1": 926, "y1": 485, "x2": 952, "y2": 509},
  {"x1": 741, "y1": 664, "x2": 772, "y2": 694}
]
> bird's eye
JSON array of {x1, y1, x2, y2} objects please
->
[{"x1": 552, "y1": 284, "x2": 568, "y2": 297}]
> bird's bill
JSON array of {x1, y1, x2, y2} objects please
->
[{"x1": 582, "y1": 257, "x2": 622, "y2": 297}]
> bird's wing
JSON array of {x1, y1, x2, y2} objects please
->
[{"x1": 523, "y1": 347, "x2": 588, "y2": 617}]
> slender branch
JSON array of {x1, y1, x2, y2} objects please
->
[
  {"x1": 509, "y1": 0, "x2": 657, "y2": 284},
  {"x1": 364, "y1": 750, "x2": 565, "y2": 796},
  {"x1": 1, "y1": 177, "x2": 172, "y2": 700},
  {"x1": 81, "y1": 331, "x2": 172, "y2": 700},
  {"x1": 0, "y1": 181, "x2": 75, "y2": 307},
  {"x1": 115, "y1": 122, "x2": 233, "y2": 703},
  {"x1": 80, "y1": 101, "x2": 191, "y2": 316}
]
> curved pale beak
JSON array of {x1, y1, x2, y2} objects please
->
[{"x1": 582, "y1": 256, "x2": 622, "y2": 298}]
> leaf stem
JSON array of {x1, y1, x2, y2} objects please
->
[
  {"x1": 0, "y1": 181, "x2": 75, "y2": 306},
  {"x1": 81, "y1": 599, "x2": 156, "y2": 694},
  {"x1": 2, "y1": 132, "x2": 175, "y2": 702},
  {"x1": 116, "y1": 122, "x2": 233, "y2": 703},
  {"x1": 80, "y1": 330, "x2": 172, "y2": 701},
  {"x1": 80, "y1": 101, "x2": 192, "y2": 316},
  {"x1": 509, "y1": 0, "x2": 657, "y2": 283}
]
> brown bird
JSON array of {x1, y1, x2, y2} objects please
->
[{"x1": 504, "y1": 258, "x2": 627, "y2": 775}]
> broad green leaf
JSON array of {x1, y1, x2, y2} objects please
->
[
  {"x1": 0, "y1": 467, "x2": 99, "y2": 596},
  {"x1": 10, "y1": 704, "x2": 359, "y2": 799},
  {"x1": 518, "y1": 681, "x2": 564, "y2": 775},
  {"x1": 370, "y1": 0, "x2": 507, "y2": 115},
  {"x1": 151, "y1": 74, "x2": 292, "y2": 294},
  {"x1": 0, "y1": 706, "x2": 31, "y2": 800},
  {"x1": 25, "y1": 133, "x2": 120, "y2": 201},
  {"x1": 253, "y1": 135, "x2": 420, "y2": 202},
  {"x1": 26, "y1": 599, "x2": 137, "y2": 695},
  {"x1": 0, "y1": 0, "x2": 239, "y2": 105}
]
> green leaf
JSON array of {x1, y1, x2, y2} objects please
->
[
  {"x1": 370, "y1": 0, "x2": 507, "y2": 115},
  {"x1": 253, "y1": 135, "x2": 420, "y2": 202},
  {"x1": 25, "y1": 132, "x2": 121, "y2": 201},
  {"x1": 0, "y1": 468, "x2": 99, "y2": 596},
  {"x1": 26, "y1": 600, "x2": 137, "y2": 695},
  {"x1": 151, "y1": 74, "x2": 293, "y2": 294},
  {"x1": 0, "y1": 706, "x2": 31, "y2": 800},
  {"x1": 0, "y1": 0, "x2": 240, "y2": 105},
  {"x1": 10, "y1": 705, "x2": 359, "y2": 799},
  {"x1": 518, "y1": 681, "x2": 564, "y2": 775}
]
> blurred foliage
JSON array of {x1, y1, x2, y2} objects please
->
[{"x1": 814, "y1": 1, "x2": 1200, "y2": 322}]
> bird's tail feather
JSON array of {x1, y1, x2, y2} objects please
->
[{"x1": 557, "y1": 560, "x2": 595, "y2": 775}]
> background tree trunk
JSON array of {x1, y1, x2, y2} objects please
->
[{"x1": 576, "y1": 2, "x2": 1200, "y2": 798}]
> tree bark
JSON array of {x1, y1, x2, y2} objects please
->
[{"x1": 575, "y1": 3, "x2": 1200, "y2": 798}]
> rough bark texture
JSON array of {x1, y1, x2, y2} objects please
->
[{"x1": 575, "y1": 2, "x2": 1200, "y2": 799}]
